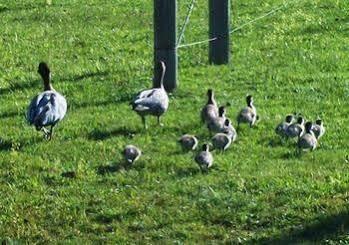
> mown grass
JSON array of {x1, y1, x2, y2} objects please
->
[{"x1": 0, "y1": 0, "x2": 349, "y2": 243}]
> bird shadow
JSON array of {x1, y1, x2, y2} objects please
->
[
  {"x1": 173, "y1": 166, "x2": 201, "y2": 179},
  {"x1": 0, "y1": 139, "x2": 13, "y2": 151},
  {"x1": 71, "y1": 93, "x2": 133, "y2": 110},
  {"x1": 252, "y1": 211, "x2": 349, "y2": 244},
  {"x1": 0, "y1": 111, "x2": 23, "y2": 119},
  {"x1": 0, "y1": 138, "x2": 27, "y2": 152},
  {"x1": 262, "y1": 138, "x2": 286, "y2": 148},
  {"x1": 0, "y1": 80, "x2": 37, "y2": 95},
  {"x1": 0, "y1": 71, "x2": 109, "y2": 96},
  {"x1": 97, "y1": 163, "x2": 124, "y2": 175},
  {"x1": 281, "y1": 150, "x2": 301, "y2": 160},
  {"x1": 88, "y1": 127, "x2": 137, "y2": 141},
  {"x1": 67, "y1": 71, "x2": 109, "y2": 83},
  {"x1": 97, "y1": 161, "x2": 145, "y2": 175}
]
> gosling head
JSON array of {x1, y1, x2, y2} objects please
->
[
  {"x1": 218, "y1": 106, "x2": 226, "y2": 117},
  {"x1": 315, "y1": 119, "x2": 323, "y2": 126},
  {"x1": 224, "y1": 118, "x2": 231, "y2": 127},
  {"x1": 305, "y1": 121, "x2": 313, "y2": 133},
  {"x1": 246, "y1": 95, "x2": 253, "y2": 107},
  {"x1": 207, "y1": 89, "x2": 215, "y2": 104},
  {"x1": 285, "y1": 114, "x2": 293, "y2": 123},
  {"x1": 38, "y1": 62, "x2": 52, "y2": 91},
  {"x1": 297, "y1": 116, "x2": 305, "y2": 125},
  {"x1": 202, "y1": 143, "x2": 209, "y2": 152}
]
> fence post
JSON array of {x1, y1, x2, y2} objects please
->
[
  {"x1": 209, "y1": 0, "x2": 230, "y2": 65},
  {"x1": 154, "y1": 0, "x2": 177, "y2": 92}
]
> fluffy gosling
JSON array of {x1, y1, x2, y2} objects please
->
[
  {"x1": 123, "y1": 145, "x2": 142, "y2": 164},
  {"x1": 312, "y1": 119, "x2": 325, "y2": 139},
  {"x1": 178, "y1": 134, "x2": 198, "y2": 151},
  {"x1": 207, "y1": 106, "x2": 227, "y2": 133},
  {"x1": 237, "y1": 95, "x2": 258, "y2": 128},
  {"x1": 195, "y1": 144, "x2": 213, "y2": 172},
  {"x1": 222, "y1": 119, "x2": 237, "y2": 142},
  {"x1": 297, "y1": 122, "x2": 317, "y2": 152},
  {"x1": 286, "y1": 116, "x2": 305, "y2": 138},
  {"x1": 212, "y1": 133, "x2": 232, "y2": 151},
  {"x1": 275, "y1": 114, "x2": 294, "y2": 138}
]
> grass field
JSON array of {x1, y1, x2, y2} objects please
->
[{"x1": 1, "y1": 0, "x2": 349, "y2": 243}]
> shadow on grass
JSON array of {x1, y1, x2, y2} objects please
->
[
  {"x1": 0, "y1": 71, "x2": 109, "y2": 95},
  {"x1": 71, "y1": 93, "x2": 133, "y2": 110},
  {"x1": 0, "y1": 139, "x2": 13, "y2": 151},
  {"x1": 173, "y1": 166, "x2": 201, "y2": 178},
  {"x1": 97, "y1": 161, "x2": 145, "y2": 175},
  {"x1": 67, "y1": 71, "x2": 109, "y2": 82},
  {"x1": 97, "y1": 164, "x2": 124, "y2": 175},
  {"x1": 0, "y1": 138, "x2": 27, "y2": 151},
  {"x1": 0, "y1": 111, "x2": 22, "y2": 119},
  {"x1": 253, "y1": 211, "x2": 349, "y2": 244},
  {"x1": 88, "y1": 127, "x2": 137, "y2": 141},
  {"x1": 0, "y1": 80, "x2": 37, "y2": 95}
]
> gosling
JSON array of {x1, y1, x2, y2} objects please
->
[
  {"x1": 297, "y1": 121, "x2": 317, "y2": 152},
  {"x1": 275, "y1": 115, "x2": 294, "y2": 138},
  {"x1": 222, "y1": 119, "x2": 237, "y2": 142},
  {"x1": 195, "y1": 144, "x2": 213, "y2": 172},
  {"x1": 207, "y1": 106, "x2": 226, "y2": 133},
  {"x1": 178, "y1": 134, "x2": 198, "y2": 151},
  {"x1": 237, "y1": 95, "x2": 258, "y2": 128},
  {"x1": 312, "y1": 119, "x2": 325, "y2": 139},
  {"x1": 123, "y1": 145, "x2": 142, "y2": 164},
  {"x1": 212, "y1": 133, "x2": 232, "y2": 151},
  {"x1": 286, "y1": 116, "x2": 305, "y2": 139}
]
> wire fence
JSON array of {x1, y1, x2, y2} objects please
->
[{"x1": 176, "y1": 0, "x2": 295, "y2": 49}]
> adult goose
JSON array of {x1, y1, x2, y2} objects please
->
[
  {"x1": 237, "y1": 95, "x2": 258, "y2": 128},
  {"x1": 27, "y1": 62, "x2": 67, "y2": 140},
  {"x1": 131, "y1": 61, "x2": 169, "y2": 129}
]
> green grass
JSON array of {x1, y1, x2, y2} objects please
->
[{"x1": 1, "y1": 0, "x2": 349, "y2": 243}]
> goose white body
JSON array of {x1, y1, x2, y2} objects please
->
[
  {"x1": 27, "y1": 90, "x2": 67, "y2": 129},
  {"x1": 132, "y1": 87, "x2": 169, "y2": 117}
]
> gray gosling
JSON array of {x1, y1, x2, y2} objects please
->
[
  {"x1": 207, "y1": 106, "x2": 227, "y2": 133},
  {"x1": 212, "y1": 133, "x2": 232, "y2": 151},
  {"x1": 123, "y1": 145, "x2": 142, "y2": 164},
  {"x1": 222, "y1": 119, "x2": 237, "y2": 142},
  {"x1": 237, "y1": 95, "x2": 258, "y2": 128},
  {"x1": 312, "y1": 119, "x2": 325, "y2": 139},
  {"x1": 286, "y1": 116, "x2": 305, "y2": 138},
  {"x1": 297, "y1": 122, "x2": 317, "y2": 152},
  {"x1": 201, "y1": 89, "x2": 219, "y2": 124},
  {"x1": 275, "y1": 115, "x2": 294, "y2": 138},
  {"x1": 178, "y1": 134, "x2": 198, "y2": 151},
  {"x1": 195, "y1": 144, "x2": 213, "y2": 172}
]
